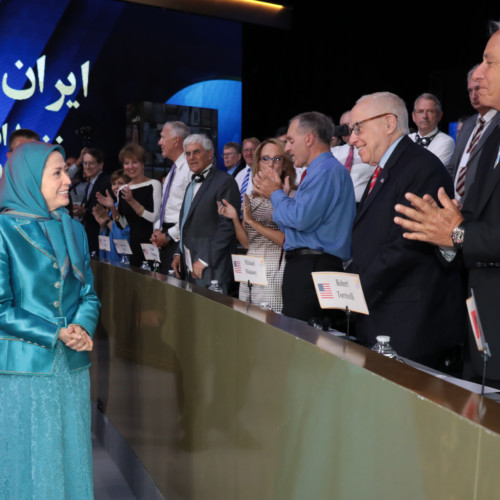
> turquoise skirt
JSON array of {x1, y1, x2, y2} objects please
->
[{"x1": 0, "y1": 343, "x2": 93, "y2": 499}]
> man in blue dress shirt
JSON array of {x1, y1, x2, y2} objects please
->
[{"x1": 254, "y1": 111, "x2": 356, "y2": 326}]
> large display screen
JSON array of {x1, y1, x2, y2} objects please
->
[{"x1": 0, "y1": 0, "x2": 242, "y2": 171}]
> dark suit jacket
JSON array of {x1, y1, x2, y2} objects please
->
[
  {"x1": 461, "y1": 125, "x2": 500, "y2": 379},
  {"x1": 349, "y1": 136, "x2": 467, "y2": 364},
  {"x1": 177, "y1": 166, "x2": 240, "y2": 288},
  {"x1": 450, "y1": 111, "x2": 500, "y2": 203},
  {"x1": 82, "y1": 172, "x2": 111, "y2": 254}
]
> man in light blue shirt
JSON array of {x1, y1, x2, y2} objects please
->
[{"x1": 254, "y1": 111, "x2": 356, "y2": 326}]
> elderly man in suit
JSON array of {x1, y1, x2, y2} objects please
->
[
  {"x1": 347, "y1": 91, "x2": 466, "y2": 370},
  {"x1": 450, "y1": 64, "x2": 500, "y2": 204},
  {"x1": 395, "y1": 20, "x2": 500, "y2": 387},
  {"x1": 172, "y1": 134, "x2": 240, "y2": 292}
]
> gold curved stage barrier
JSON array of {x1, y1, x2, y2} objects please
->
[{"x1": 90, "y1": 260, "x2": 500, "y2": 500}]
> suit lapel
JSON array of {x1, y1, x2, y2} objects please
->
[
  {"x1": 466, "y1": 125, "x2": 500, "y2": 215},
  {"x1": 185, "y1": 167, "x2": 216, "y2": 222},
  {"x1": 15, "y1": 219, "x2": 57, "y2": 261},
  {"x1": 355, "y1": 138, "x2": 409, "y2": 223}
]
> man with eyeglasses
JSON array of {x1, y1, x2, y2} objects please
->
[
  {"x1": 253, "y1": 111, "x2": 356, "y2": 329},
  {"x1": 408, "y1": 93, "x2": 455, "y2": 170},
  {"x1": 346, "y1": 91, "x2": 466, "y2": 370},
  {"x1": 222, "y1": 142, "x2": 244, "y2": 178},
  {"x1": 234, "y1": 137, "x2": 260, "y2": 198}
]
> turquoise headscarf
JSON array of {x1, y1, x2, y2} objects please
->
[{"x1": 0, "y1": 141, "x2": 86, "y2": 284}]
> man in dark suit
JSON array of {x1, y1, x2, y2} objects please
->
[
  {"x1": 348, "y1": 91, "x2": 467, "y2": 369},
  {"x1": 450, "y1": 64, "x2": 500, "y2": 204},
  {"x1": 394, "y1": 20, "x2": 500, "y2": 387},
  {"x1": 72, "y1": 148, "x2": 111, "y2": 255},
  {"x1": 172, "y1": 134, "x2": 240, "y2": 292}
]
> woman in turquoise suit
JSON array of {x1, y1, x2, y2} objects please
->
[{"x1": 0, "y1": 142, "x2": 101, "y2": 499}]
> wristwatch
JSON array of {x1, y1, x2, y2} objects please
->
[{"x1": 450, "y1": 223, "x2": 465, "y2": 250}]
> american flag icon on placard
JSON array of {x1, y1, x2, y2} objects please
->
[
  {"x1": 318, "y1": 283, "x2": 333, "y2": 299},
  {"x1": 234, "y1": 261, "x2": 242, "y2": 273}
]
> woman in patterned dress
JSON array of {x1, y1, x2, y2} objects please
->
[{"x1": 218, "y1": 138, "x2": 296, "y2": 312}]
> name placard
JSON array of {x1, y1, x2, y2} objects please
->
[
  {"x1": 231, "y1": 254, "x2": 268, "y2": 286},
  {"x1": 98, "y1": 235, "x2": 111, "y2": 252},
  {"x1": 312, "y1": 272, "x2": 369, "y2": 315},
  {"x1": 141, "y1": 243, "x2": 161, "y2": 263},
  {"x1": 113, "y1": 239, "x2": 132, "y2": 255}
]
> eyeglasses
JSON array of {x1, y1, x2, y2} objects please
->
[
  {"x1": 350, "y1": 113, "x2": 397, "y2": 135},
  {"x1": 260, "y1": 155, "x2": 284, "y2": 164},
  {"x1": 222, "y1": 152, "x2": 237, "y2": 158}
]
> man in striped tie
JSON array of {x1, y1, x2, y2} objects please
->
[
  {"x1": 450, "y1": 65, "x2": 500, "y2": 205},
  {"x1": 347, "y1": 91, "x2": 466, "y2": 371}
]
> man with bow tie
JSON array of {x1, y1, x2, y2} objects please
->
[
  {"x1": 409, "y1": 93, "x2": 455, "y2": 170},
  {"x1": 172, "y1": 134, "x2": 240, "y2": 292}
]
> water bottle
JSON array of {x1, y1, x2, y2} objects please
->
[
  {"x1": 140, "y1": 260, "x2": 151, "y2": 271},
  {"x1": 371, "y1": 335, "x2": 399, "y2": 360},
  {"x1": 208, "y1": 280, "x2": 223, "y2": 293}
]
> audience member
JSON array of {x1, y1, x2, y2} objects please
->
[
  {"x1": 72, "y1": 148, "x2": 111, "y2": 255},
  {"x1": 331, "y1": 110, "x2": 375, "y2": 203},
  {"x1": 92, "y1": 169, "x2": 131, "y2": 264},
  {"x1": 394, "y1": 20, "x2": 500, "y2": 387},
  {"x1": 253, "y1": 111, "x2": 356, "y2": 327},
  {"x1": 347, "y1": 91, "x2": 466, "y2": 369},
  {"x1": 218, "y1": 138, "x2": 297, "y2": 312},
  {"x1": 222, "y1": 142, "x2": 244, "y2": 177},
  {"x1": 172, "y1": 134, "x2": 240, "y2": 292},
  {"x1": 6, "y1": 129, "x2": 40, "y2": 159},
  {"x1": 234, "y1": 137, "x2": 260, "y2": 200},
  {"x1": 408, "y1": 93, "x2": 455, "y2": 169},
  {"x1": 450, "y1": 65, "x2": 500, "y2": 204},
  {"x1": 97, "y1": 143, "x2": 161, "y2": 267},
  {"x1": 150, "y1": 121, "x2": 192, "y2": 273}
]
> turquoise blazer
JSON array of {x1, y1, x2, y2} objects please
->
[{"x1": 0, "y1": 213, "x2": 101, "y2": 375}]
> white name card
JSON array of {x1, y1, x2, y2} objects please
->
[
  {"x1": 98, "y1": 235, "x2": 111, "y2": 252},
  {"x1": 141, "y1": 243, "x2": 161, "y2": 263},
  {"x1": 231, "y1": 254, "x2": 268, "y2": 286},
  {"x1": 312, "y1": 272, "x2": 369, "y2": 315},
  {"x1": 113, "y1": 239, "x2": 132, "y2": 255}
]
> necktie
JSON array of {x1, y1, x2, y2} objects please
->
[
  {"x1": 159, "y1": 162, "x2": 177, "y2": 224},
  {"x1": 179, "y1": 180, "x2": 195, "y2": 251},
  {"x1": 240, "y1": 168, "x2": 250, "y2": 206},
  {"x1": 299, "y1": 169, "x2": 307, "y2": 185},
  {"x1": 466, "y1": 117, "x2": 485, "y2": 154},
  {"x1": 456, "y1": 118, "x2": 486, "y2": 197},
  {"x1": 344, "y1": 145, "x2": 354, "y2": 172},
  {"x1": 83, "y1": 181, "x2": 91, "y2": 204},
  {"x1": 367, "y1": 165, "x2": 382, "y2": 195}
]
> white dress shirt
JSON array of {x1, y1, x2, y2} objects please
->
[{"x1": 155, "y1": 152, "x2": 191, "y2": 242}]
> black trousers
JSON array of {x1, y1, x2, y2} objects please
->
[
  {"x1": 282, "y1": 251, "x2": 345, "y2": 330},
  {"x1": 159, "y1": 223, "x2": 177, "y2": 275}
]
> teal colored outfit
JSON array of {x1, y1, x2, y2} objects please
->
[{"x1": 0, "y1": 142, "x2": 101, "y2": 499}]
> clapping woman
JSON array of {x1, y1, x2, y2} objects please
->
[
  {"x1": 0, "y1": 142, "x2": 101, "y2": 498},
  {"x1": 218, "y1": 138, "x2": 296, "y2": 312},
  {"x1": 98, "y1": 143, "x2": 161, "y2": 267}
]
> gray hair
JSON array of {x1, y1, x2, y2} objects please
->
[
  {"x1": 289, "y1": 111, "x2": 334, "y2": 145},
  {"x1": 413, "y1": 92, "x2": 442, "y2": 114},
  {"x1": 163, "y1": 121, "x2": 190, "y2": 140},
  {"x1": 467, "y1": 64, "x2": 480, "y2": 83},
  {"x1": 183, "y1": 133, "x2": 214, "y2": 152},
  {"x1": 356, "y1": 91, "x2": 409, "y2": 135},
  {"x1": 489, "y1": 20, "x2": 500, "y2": 35}
]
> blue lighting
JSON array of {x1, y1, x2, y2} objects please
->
[{"x1": 167, "y1": 79, "x2": 242, "y2": 167}]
